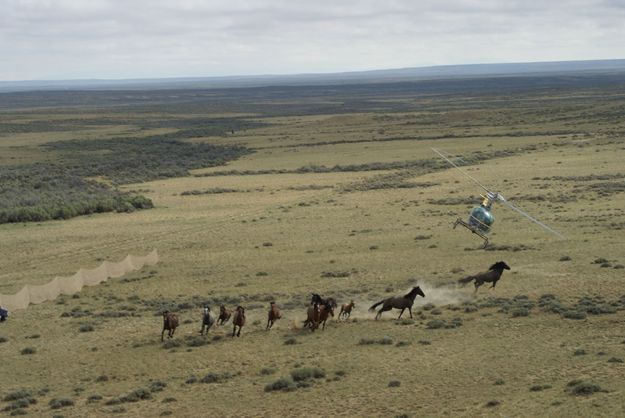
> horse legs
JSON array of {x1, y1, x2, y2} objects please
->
[
  {"x1": 232, "y1": 324, "x2": 236, "y2": 337},
  {"x1": 408, "y1": 307, "x2": 413, "y2": 319},
  {"x1": 237, "y1": 327, "x2": 242, "y2": 337},
  {"x1": 474, "y1": 280, "x2": 483, "y2": 293},
  {"x1": 161, "y1": 328, "x2": 165, "y2": 342},
  {"x1": 491, "y1": 279, "x2": 498, "y2": 289},
  {"x1": 397, "y1": 308, "x2": 406, "y2": 319}
]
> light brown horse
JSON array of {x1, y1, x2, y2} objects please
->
[
  {"x1": 232, "y1": 306, "x2": 245, "y2": 337},
  {"x1": 339, "y1": 300, "x2": 355, "y2": 320},
  {"x1": 218, "y1": 305, "x2": 232, "y2": 325},
  {"x1": 161, "y1": 311, "x2": 179, "y2": 341},
  {"x1": 266, "y1": 302, "x2": 282, "y2": 330}
]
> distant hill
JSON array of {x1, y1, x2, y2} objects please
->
[{"x1": 1, "y1": 59, "x2": 625, "y2": 93}]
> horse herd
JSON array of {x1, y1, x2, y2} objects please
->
[{"x1": 161, "y1": 261, "x2": 511, "y2": 341}]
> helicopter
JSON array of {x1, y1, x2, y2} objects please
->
[{"x1": 431, "y1": 147, "x2": 565, "y2": 247}]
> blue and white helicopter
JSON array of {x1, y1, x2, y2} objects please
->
[{"x1": 432, "y1": 148, "x2": 564, "y2": 247}]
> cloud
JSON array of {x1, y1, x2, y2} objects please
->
[{"x1": 0, "y1": 0, "x2": 623, "y2": 80}]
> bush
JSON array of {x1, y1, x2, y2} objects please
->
[
  {"x1": 120, "y1": 388, "x2": 152, "y2": 403},
  {"x1": 388, "y1": 380, "x2": 401, "y2": 387},
  {"x1": 290, "y1": 367, "x2": 325, "y2": 382},
  {"x1": 283, "y1": 338, "x2": 298, "y2": 345},
  {"x1": 563, "y1": 310, "x2": 587, "y2": 320},
  {"x1": 87, "y1": 395, "x2": 103, "y2": 403},
  {"x1": 149, "y1": 381, "x2": 167, "y2": 392},
  {"x1": 511, "y1": 307, "x2": 530, "y2": 317},
  {"x1": 264, "y1": 378, "x2": 296, "y2": 392},
  {"x1": 529, "y1": 384, "x2": 552, "y2": 392},
  {"x1": 162, "y1": 340, "x2": 181, "y2": 349},
  {"x1": 20, "y1": 347, "x2": 36, "y2": 355},
  {"x1": 79, "y1": 324, "x2": 94, "y2": 332},
  {"x1": 3, "y1": 391, "x2": 32, "y2": 402},
  {"x1": 426, "y1": 319, "x2": 446, "y2": 329},
  {"x1": 358, "y1": 337, "x2": 393, "y2": 345},
  {"x1": 567, "y1": 380, "x2": 605, "y2": 395},
  {"x1": 573, "y1": 349, "x2": 587, "y2": 356},
  {"x1": 185, "y1": 336, "x2": 209, "y2": 347},
  {"x1": 49, "y1": 398, "x2": 74, "y2": 409},
  {"x1": 260, "y1": 368, "x2": 276, "y2": 376},
  {"x1": 199, "y1": 372, "x2": 234, "y2": 384},
  {"x1": 485, "y1": 400, "x2": 500, "y2": 407}
]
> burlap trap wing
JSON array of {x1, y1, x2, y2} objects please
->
[{"x1": 0, "y1": 250, "x2": 158, "y2": 311}]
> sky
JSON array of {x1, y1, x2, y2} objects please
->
[{"x1": 1, "y1": 0, "x2": 624, "y2": 81}]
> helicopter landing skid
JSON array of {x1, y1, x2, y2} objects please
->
[{"x1": 453, "y1": 218, "x2": 489, "y2": 248}]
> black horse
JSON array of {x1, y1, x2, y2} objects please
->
[
  {"x1": 311, "y1": 293, "x2": 337, "y2": 309},
  {"x1": 199, "y1": 306, "x2": 214, "y2": 335},
  {"x1": 458, "y1": 261, "x2": 511, "y2": 292},
  {"x1": 369, "y1": 286, "x2": 426, "y2": 320}
]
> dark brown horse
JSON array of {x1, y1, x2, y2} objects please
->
[
  {"x1": 161, "y1": 311, "x2": 179, "y2": 341},
  {"x1": 266, "y1": 302, "x2": 282, "y2": 330},
  {"x1": 218, "y1": 305, "x2": 232, "y2": 325},
  {"x1": 338, "y1": 300, "x2": 355, "y2": 320},
  {"x1": 304, "y1": 304, "x2": 334, "y2": 331},
  {"x1": 369, "y1": 286, "x2": 425, "y2": 320},
  {"x1": 232, "y1": 306, "x2": 245, "y2": 337},
  {"x1": 458, "y1": 261, "x2": 511, "y2": 292}
]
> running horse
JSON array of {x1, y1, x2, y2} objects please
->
[
  {"x1": 200, "y1": 306, "x2": 214, "y2": 335},
  {"x1": 232, "y1": 306, "x2": 246, "y2": 337},
  {"x1": 458, "y1": 261, "x2": 511, "y2": 292},
  {"x1": 369, "y1": 286, "x2": 425, "y2": 320},
  {"x1": 217, "y1": 305, "x2": 232, "y2": 325},
  {"x1": 338, "y1": 300, "x2": 355, "y2": 320},
  {"x1": 266, "y1": 302, "x2": 282, "y2": 330},
  {"x1": 161, "y1": 311, "x2": 179, "y2": 341}
]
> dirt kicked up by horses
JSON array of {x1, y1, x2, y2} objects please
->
[{"x1": 369, "y1": 286, "x2": 426, "y2": 320}]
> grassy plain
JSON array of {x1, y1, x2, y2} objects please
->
[{"x1": 1, "y1": 76, "x2": 625, "y2": 417}]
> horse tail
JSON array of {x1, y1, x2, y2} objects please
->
[
  {"x1": 369, "y1": 300, "x2": 384, "y2": 312},
  {"x1": 458, "y1": 275, "x2": 474, "y2": 285}
]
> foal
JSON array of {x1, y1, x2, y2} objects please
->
[{"x1": 339, "y1": 300, "x2": 355, "y2": 320}]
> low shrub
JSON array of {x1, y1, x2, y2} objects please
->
[
  {"x1": 290, "y1": 367, "x2": 326, "y2": 382},
  {"x1": 567, "y1": 380, "x2": 605, "y2": 396},
  {"x1": 49, "y1": 398, "x2": 74, "y2": 409},
  {"x1": 264, "y1": 378, "x2": 296, "y2": 392}
]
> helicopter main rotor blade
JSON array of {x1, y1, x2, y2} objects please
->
[
  {"x1": 498, "y1": 197, "x2": 565, "y2": 239},
  {"x1": 431, "y1": 148, "x2": 492, "y2": 194}
]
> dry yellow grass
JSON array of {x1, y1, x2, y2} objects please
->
[{"x1": 1, "y1": 100, "x2": 625, "y2": 417}]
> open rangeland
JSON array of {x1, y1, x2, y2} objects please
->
[{"x1": 1, "y1": 77, "x2": 625, "y2": 417}]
